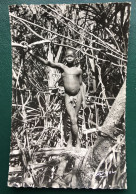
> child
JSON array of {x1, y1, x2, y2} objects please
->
[{"x1": 29, "y1": 48, "x2": 86, "y2": 149}]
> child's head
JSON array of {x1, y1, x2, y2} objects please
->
[{"x1": 65, "y1": 49, "x2": 76, "y2": 65}]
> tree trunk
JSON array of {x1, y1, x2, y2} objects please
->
[
  {"x1": 92, "y1": 79, "x2": 126, "y2": 166},
  {"x1": 101, "y1": 79, "x2": 126, "y2": 137}
]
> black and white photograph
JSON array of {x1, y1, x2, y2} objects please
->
[{"x1": 8, "y1": 2, "x2": 131, "y2": 189}]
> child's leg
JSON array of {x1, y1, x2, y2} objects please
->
[
  {"x1": 80, "y1": 82, "x2": 87, "y2": 109},
  {"x1": 75, "y1": 90, "x2": 82, "y2": 148},
  {"x1": 63, "y1": 111, "x2": 68, "y2": 142},
  {"x1": 75, "y1": 89, "x2": 83, "y2": 114},
  {"x1": 65, "y1": 91, "x2": 82, "y2": 148},
  {"x1": 82, "y1": 82, "x2": 86, "y2": 96},
  {"x1": 65, "y1": 94, "x2": 79, "y2": 147}
]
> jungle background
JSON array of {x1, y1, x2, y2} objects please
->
[{"x1": 8, "y1": 3, "x2": 130, "y2": 189}]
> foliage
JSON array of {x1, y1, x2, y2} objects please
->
[{"x1": 8, "y1": 3, "x2": 130, "y2": 188}]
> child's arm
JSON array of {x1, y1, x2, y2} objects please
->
[{"x1": 29, "y1": 50, "x2": 65, "y2": 70}]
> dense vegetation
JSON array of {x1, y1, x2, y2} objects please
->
[{"x1": 8, "y1": 3, "x2": 130, "y2": 188}]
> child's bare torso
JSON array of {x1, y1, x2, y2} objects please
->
[{"x1": 62, "y1": 66, "x2": 82, "y2": 96}]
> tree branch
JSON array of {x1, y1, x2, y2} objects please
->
[
  {"x1": 10, "y1": 13, "x2": 127, "y2": 62},
  {"x1": 41, "y1": 6, "x2": 126, "y2": 59},
  {"x1": 45, "y1": 5, "x2": 127, "y2": 57}
]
